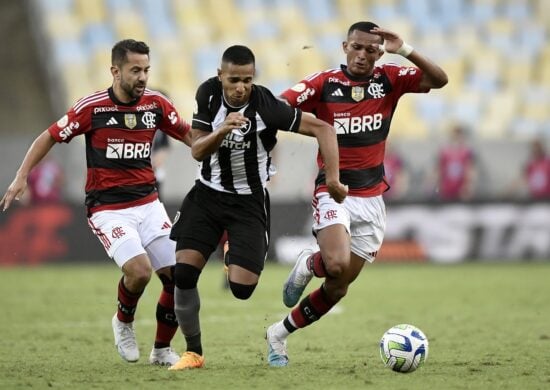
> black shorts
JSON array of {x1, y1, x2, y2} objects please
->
[{"x1": 170, "y1": 181, "x2": 270, "y2": 275}]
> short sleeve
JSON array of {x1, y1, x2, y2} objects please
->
[
  {"x1": 256, "y1": 86, "x2": 302, "y2": 132},
  {"x1": 47, "y1": 105, "x2": 90, "y2": 143},
  {"x1": 192, "y1": 80, "x2": 217, "y2": 133},
  {"x1": 156, "y1": 95, "x2": 189, "y2": 142},
  {"x1": 280, "y1": 74, "x2": 322, "y2": 113},
  {"x1": 384, "y1": 64, "x2": 427, "y2": 95}
]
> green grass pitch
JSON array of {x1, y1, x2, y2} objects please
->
[{"x1": 1, "y1": 261, "x2": 549, "y2": 389}]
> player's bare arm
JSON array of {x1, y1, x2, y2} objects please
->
[
  {"x1": 1, "y1": 130, "x2": 56, "y2": 211},
  {"x1": 370, "y1": 26, "x2": 448, "y2": 90},
  {"x1": 182, "y1": 131, "x2": 193, "y2": 147},
  {"x1": 191, "y1": 112, "x2": 249, "y2": 161},
  {"x1": 297, "y1": 114, "x2": 348, "y2": 203}
]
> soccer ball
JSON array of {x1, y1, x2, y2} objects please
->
[{"x1": 379, "y1": 324, "x2": 429, "y2": 373}]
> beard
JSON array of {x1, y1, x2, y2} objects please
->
[{"x1": 121, "y1": 80, "x2": 145, "y2": 100}]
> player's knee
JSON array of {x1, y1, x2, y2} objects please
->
[
  {"x1": 174, "y1": 263, "x2": 201, "y2": 289},
  {"x1": 157, "y1": 266, "x2": 175, "y2": 292},
  {"x1": 126, "y1": 262, "x2": 153, "y2": 286},
  {"x1": 228, "y1": 280, "x2": 257, "y2": 300},
  {"x1": 321, "y1": 251, "x2": 349, "y2": 278},
  {"x1": 323, "y1": 258, "x2": 346, "y2": 278}
]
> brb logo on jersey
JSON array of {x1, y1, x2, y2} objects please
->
[
  {"x1": 106, "y1": 138, "x2": 151, "y2": 159},
  {"x1": 333, "y1": 113, "x2": 383, "y2": 134}
]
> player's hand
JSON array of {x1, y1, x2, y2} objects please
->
[
  {"x1": 369, "y1": 27, "x2": 404, "y2": 54},
  {"x1": 1, "y1": 176, "x2": 27, "y2": 211},
  {"x1": 222, "y1": 112, "x2": 249, "y2": 135},
  {"x1": 326, "y1": 181, "x2": 348, "y2": 204}
]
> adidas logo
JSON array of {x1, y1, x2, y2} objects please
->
[
  {"x1": 161, "y1": 221, "x2": 171, "y2": 230},
  {"x1": 331, "y1": 88, "x2": 344, "y2": 97},
  {"x1": 106, "y1": 117, "x2": 119, "y2": 126}
]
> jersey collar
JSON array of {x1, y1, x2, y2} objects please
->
[
  {"x1": 341, "y1": 64, "x2": 376, "y2": 83},
  {"x1": 108, "y1": 87, "x2": 142, "y2": 106}
]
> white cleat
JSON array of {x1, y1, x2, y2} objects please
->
[
  {"x1": 149, "y1": 346, "x2": 180, "y2": 366},
  {"x1": 266, "y1": 324, "x2": 289, "y2": 367},
  {"x1": 112, "y1": 314, "x2": 140, "y2": 362},
  {"x1": 283, "y1": 249, "x2": 314, "y2": 307}
]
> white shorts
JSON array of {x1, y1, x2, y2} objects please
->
[
  {"x1": 87, "y1": 200, "x2": 176, "y2": 270},
  {"x1": 312, "y1": 192, "x2": 386, "y2": 262}
]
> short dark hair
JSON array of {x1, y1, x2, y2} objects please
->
[
  {"x1": 347, "y1": 21, "x2": 381, "y2": 40},
  {"x1": 111, "y1": 39, "x2": 150, "y2": 66},
  {"x1": 221, "y1": 45, "x2": 255, "y2": 66}
]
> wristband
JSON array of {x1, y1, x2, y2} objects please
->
[{"x1": 396, "y1": 42, "x2": 414, "y2": 57}]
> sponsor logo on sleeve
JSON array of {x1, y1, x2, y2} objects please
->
[
  {"x1": 291, "y1": 83, "x2": 307, "y2": 93},
  {"x1": 296, "y1": 88, "x2": 315, "y2": 104},
  {"x1": 398, "y1": 67, "x2": 417, "y2": 76},
  {"x1": 59, "y1": 121, "x2": 80, "y2": 140},
  {"x1": 168, "y1": 111, "x2": 178, "y2": 125},
  {"x1": 56, "y1": 115, "x2": 69, "y2": 128}
]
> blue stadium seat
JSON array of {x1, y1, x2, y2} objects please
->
[
  {"x1": 82, "y1": 23, "x2": 115, "y2": 52},
  {"x1": 139, "y1": 0, "x2": 178, "y2": 39}
]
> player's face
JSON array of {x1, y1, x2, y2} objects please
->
[
  {"x1": 218, "y1": 62, "x2": 255, "y2": 107},
  {"x1": 113, "y1": 52, "x2": 150, "y2": 102},
  {"x1": 343, "y1": 29, "x2": 384, "y2": 77}
]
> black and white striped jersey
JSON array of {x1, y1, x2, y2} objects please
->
[{"x1": 192, "y1": 77, "x2": 303, "y2": 194}]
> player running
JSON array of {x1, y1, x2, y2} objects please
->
[
  {"x1": 265, "y1": 21, "x2": 448, "y2": 366},
  {"x1": 1, "y1": 39, "x2": 191, "y2": 366}
]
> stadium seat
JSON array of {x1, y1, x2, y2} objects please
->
[
  {"x1": 74, "y1": 0, "x2": 106, "y2": 24},
  {"x1": 140, "y1": 0, "x2": 178, "y2": 39},
  {"x1": 111, "y1": 12, "x2": 149, "y2": 42}
]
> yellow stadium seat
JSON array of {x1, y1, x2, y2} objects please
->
[
  {"x1": 335, "y1": 0, "x2": 367, "y2": 20},
  {"x1": 112, "y1": 12, "x2": 149, "y2": 42},
  {"x1": 74, "y1": 0, "x2": 106, "y2": 23},
  {"x1": 438, "y1": 57, "x2": 466, "y2": 96},
  {"x1": 479, "y1": 90, "x2": 519, "y2": 138},
  {"x1": 44, "y1": 11, "x2": 82, "y2": 38},
  {"x1": 503, "y1": 59, "x2": 534, "y2": 88},
  {"x1": 61, "y1": 65, "x2": 94, "y2": 104},
  {"x1": 391, "y1": 97, "x2": 429, "y2": 139}
]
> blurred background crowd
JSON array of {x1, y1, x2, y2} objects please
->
[{"x1": 1, "y1": 0, "x2": 549, "y2": 204}]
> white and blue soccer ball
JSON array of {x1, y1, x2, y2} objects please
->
[{"x1": 379, "y1": 324, "x2": 429, "y2": 373}]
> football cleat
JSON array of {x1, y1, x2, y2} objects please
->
[
  {"x1": 266, "y1": 324, "x2": 289, "y2": 367},
  {"x1": 112, "y1": 314, "x2": 140, "y2": 362},
  {"x1": 283, "y1": 249, "x2": 314, "y2": 307},
  {"x1": 149, "y1": 346, "x2": 180, "y2": 366},
  {"x1": 168, "y1": 351, "x2": 205, "y2": 370}
]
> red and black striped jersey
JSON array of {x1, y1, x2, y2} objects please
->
[
  {"x1": 47, "y1": 87, "x2": 190, "y2": 214},
  {"x1": 282, "y1": 63, "x2": 427, "y2": 197}
]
